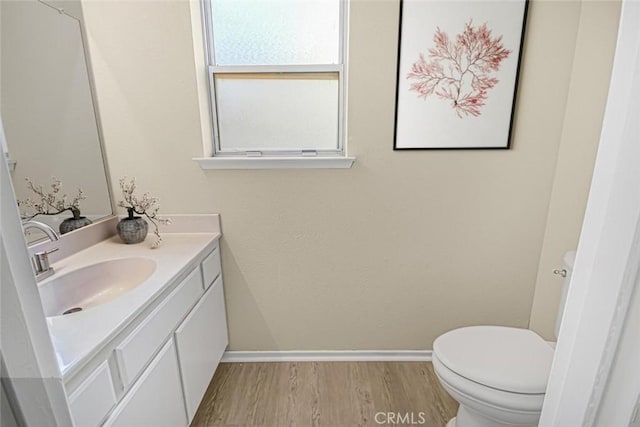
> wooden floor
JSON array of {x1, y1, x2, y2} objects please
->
[{"x1": 191, "y1": 362, "x2": 458, "y2": 427}]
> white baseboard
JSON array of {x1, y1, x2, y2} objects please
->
[{"x1": 221, "y1": 350, "x2": 433, "y2": 363}]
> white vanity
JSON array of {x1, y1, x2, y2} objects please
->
[{"x1": 38, "y1": 216, "x2": 228, "y2": 427}]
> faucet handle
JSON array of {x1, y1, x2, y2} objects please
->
[{"x1": 33, "y1": 248, "x2": 59, "y2": 274}]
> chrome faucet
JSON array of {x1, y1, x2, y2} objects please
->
[
  {"x1": 23, "y1": 220, "x2": 60, "y2": 241},
  {"x1": 22, "y1": 220, "x2": 60, "y2": 281}
]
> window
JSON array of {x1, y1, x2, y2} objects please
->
[{"x1": 199, "y1": 0, "x2": 353, "y2": 168}]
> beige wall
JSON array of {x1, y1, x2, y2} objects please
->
[
  {"x1": 83, "y1": 0, "x2": 618, "y2": 350},
  {"x1": 529, "y1": 0, "x2": 621, "y2": 340}
]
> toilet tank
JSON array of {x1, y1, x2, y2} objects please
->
[{"x1": 555, "y1": 251, "x2": 577, "y2": 339}]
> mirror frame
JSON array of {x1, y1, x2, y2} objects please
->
[{"x1": 5, "y1": 0, "x2": 117, "y2": 237}]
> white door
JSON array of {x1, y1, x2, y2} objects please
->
[{"x1": 540, "y1": 1, "x2": 640, "y2": 425}]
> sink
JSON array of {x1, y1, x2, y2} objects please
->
[{"x1": 39, "y1": 258, "x2": 157, "y2": 317}]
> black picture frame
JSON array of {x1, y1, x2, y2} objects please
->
[{"x1": 393, "y1": 0, "x2": 529, "y2": 151}]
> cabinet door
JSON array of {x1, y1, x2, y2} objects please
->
[
  {"x1": 104, "y1": 339, "x2": 187, "y2": 427},
  {"x1": 175, "y1": 276, "x2": 228, "y2": 422}
]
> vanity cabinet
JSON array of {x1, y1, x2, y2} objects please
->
[{"x1": 65, "y1": 241, "x2": 227, "y2": 427}]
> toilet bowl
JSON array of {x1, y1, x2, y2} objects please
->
[
  {"x1": 433, "y1": 326, "x2": 553, "y2": 427},
  {"x1": 432, "y1": 252, "x2": 575, "y2": 427}
]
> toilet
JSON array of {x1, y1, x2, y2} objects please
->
[{"x1": 432, "y1": 251, "x2": 576, "y2": 427}]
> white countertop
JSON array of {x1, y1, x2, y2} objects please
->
[{"x1": 42, "y1": 233, "x2": 220, "y2": 378}]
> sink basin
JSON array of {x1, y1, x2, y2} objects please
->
[{"x1": 39, "y1": 258, "x2": 156, "y2": 317}]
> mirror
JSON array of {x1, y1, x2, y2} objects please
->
[{"x1": 0, "y1": 0, "x2": 112, "y2": 243}]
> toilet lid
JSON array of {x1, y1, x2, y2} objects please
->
[{"x1": 433, "y1": 326, "x2": 554, "y2": 394}]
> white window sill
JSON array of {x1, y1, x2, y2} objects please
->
[{"x1": 193, "y1": 156, "x2": 355, "y2": 170}]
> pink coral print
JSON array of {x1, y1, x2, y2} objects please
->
[{"x1": 407, "y1": 20, "x2": 511, "y2": 118}]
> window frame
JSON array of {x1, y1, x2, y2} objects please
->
[{"x1": 201, "y1": 0, "x2": 348, "y2": 159}]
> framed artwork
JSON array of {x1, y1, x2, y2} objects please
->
[{"x1": 393, "y1": 0, "x2": 528, "y2": 150}]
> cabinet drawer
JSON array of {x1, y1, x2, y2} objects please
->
[
  {"x1": 68, "y1": 360, "x2": 116, "y2": 427},
  {"x1": 104, "y1": 339, "x2": 187, "y2": 427},
  {"x1": 115, "y1": 267, "x2": 203, "y2": 386},
  {"x1": 175, "y1": 275, "x2": 228, "y2": 422},
  {"x1": 201, "y1": 244, "x2": 221, "y2": 290}
]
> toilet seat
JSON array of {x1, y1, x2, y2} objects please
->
[
  {"x1": 433, "y1": 326, "x2": 554, "y2": 394},
  {"x1": 432, "y1": 355, "x2": 545, "y2": 415}
]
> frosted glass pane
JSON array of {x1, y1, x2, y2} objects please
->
[
  {"x1": 211, "y1": 0, "x2": 340, "y2": 65},
  {"x1": 215, "y1": 75, "x2": 339, "y2": 150}
]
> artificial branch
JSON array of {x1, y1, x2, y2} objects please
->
[{"x1": 18, "y1": 177, "x2": 85, "y2": 221}]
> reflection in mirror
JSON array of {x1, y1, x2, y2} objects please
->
[{"x1": 0, "y1": 0, "x2": 112, "y2": 243}]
